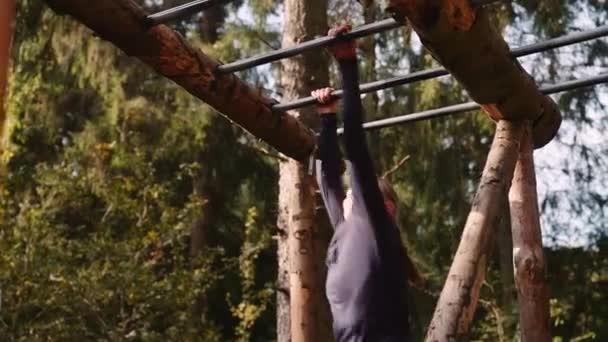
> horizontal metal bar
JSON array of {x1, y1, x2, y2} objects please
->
[
  {"x1": 146, "y1": 0, "x2": 232, "y2": 26},
  {"x1": 512, "y1": 25, "x2": 608, "y2": 57},
  {"x1": 217, "y1": 0, "x2": 504, "y2": 74},
  {"x1": 277, "y1": 68, "x2": 449, "y2": 111},
  {"x1": 146, "y1": 0, "x2": 501, "y2": 30},
  {"x1": 538, "y1": 73, "x2": 608, "y2": 94},
  {"x1": 334, "y1": 73, "x2": 608, "y2": 133},
  {"x1": 473, "y1": 0, "x2": 505, "y2": 5},
  {"x1": 217, "y1": 19, "x2": 402, "y2": 74},
  {"x1": 275, "y1": 24, "x2": 608, "y2": 112}
]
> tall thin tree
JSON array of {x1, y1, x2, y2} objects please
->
[
  {"x1": 0, "y1": 0, "x2": 15, "y2": 138},
  {"x1": 276, "y1": 0, "x2": 333, "y2": 341},
  {"x1": 189, "y1": 0, "x2": 228, "y2": 263}
]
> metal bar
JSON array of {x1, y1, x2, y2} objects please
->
[
  {"x1": 334, "y1": 73, "x2": 608, "y2": 133},
  {"x1": 217, "y1": 19, "x2": 402, "y2": 74},
  {"x1": 217, "y1": 0, "x2": 504, "y2": 74},
  {"x1": 277, "y1": 68, "x2": 448, "y2": 111},
  {"x1": 275, "y1": 25, "x2": 608, "y2": 112},
  {"x1": 146, "y1": 0, "x2": 232, "y2": 26},
  {"x1": 473, "y1": 0, "x2": 505, "y2": 5},
  {"x1": 512, "y1": 25, "x2": 608, "y2": 57}
]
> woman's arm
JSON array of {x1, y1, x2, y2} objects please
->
[
  {"x1": 330, "y1": 30, "x2": 391, "y2": 230},
  {"x1": 313, "y1": 88, "x2": 345, "y2": 228}
]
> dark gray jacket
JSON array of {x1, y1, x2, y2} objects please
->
[{"x1": 316, "y1": 58, "x2": 410, "y2": 342}]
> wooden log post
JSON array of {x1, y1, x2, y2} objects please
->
[
  {"x1": 508, "y1": 123, "x2": 551, "y2": 342},
  {"x1": 425, "y1": 120, "x2": 524, "y2": 341},
  {"x1": 276, "y1": 0, "x2": 333, "y2": 341},
  {"x1": 0, "y1": 0, "x2": 15, "y2": 137},
  {"x1": 43, "y1": 0, "x2": 316, "y2": 162},
  {"x1": 385, "y1": 1, "x2": 563, "y2": 339}
]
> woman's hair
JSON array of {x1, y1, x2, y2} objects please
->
[
  {"x1": 377, "y1": 177, "x2": 425, "y2": 287},
  {"x1": 378, "y1": 177, "x2": 398, "y2": 205}
]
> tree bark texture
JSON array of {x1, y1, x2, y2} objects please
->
[
  {"x1": 0, "y1": 0, "x2": 15, "y2": 138},
  {"x1": 386, "y1": 0, "x2": 561, "y2": 148},
  {"x1": 43, "y1": 0, "x2": 315, "y2": 162},
  {"x1": 508, "y1": 123, "x2": 551, "y2": 342},
  {"x1": 276, "y1": 0, "x2": 333, "y2": 341},
  {"x1": 425, "y1": 120, "x2": 524, "y2": 342}
]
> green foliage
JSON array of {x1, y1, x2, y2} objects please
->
[
  {"x1": 1, "y1": 1, "x2": 279, "y2": 340},
  {"x1": 228, "y1": 208, "x2": 275, "y2": 342},
  {"x1": 546, "y1": 238, "x2": 608, "y2": 341},
  {"x1": 0, "y1": 138, "x2": 227, "y2": 340}
]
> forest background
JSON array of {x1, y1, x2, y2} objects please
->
[{"x1": 0, "y1": 0, "x2": 606, "y2": 341}]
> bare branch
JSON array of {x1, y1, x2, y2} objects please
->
[{"x1": 382, "y1": 155, "x2": 410, "y2": 179}]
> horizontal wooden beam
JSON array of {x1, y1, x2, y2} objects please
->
[
  {"x1": 44, "y1": 0, "x2": 316, "y2": 162},
  {"x1": 387, "y1": 0, "x2": 562, "y2": 148}
]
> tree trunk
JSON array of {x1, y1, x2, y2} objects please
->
[
  {"x1": 189, "y1": 1, "x2": 227, "y2": 267},
  {"x1": 189, "y1": 119, "x2": 230, "y2": 264},
  {"x1": 276, "y1": 0, "x2": 332, "y2": 341},
  {"x1": 199, "y1": 5, "x2": 225, "y2": 43},
  {"x1": 361, "y1": 4, "x2": 379, "y2": 118},
  {"x1": 425, "y1": 120, "x2": 524, "y2": 341},
  {"x1": 495, "y1": 210, "x2": 518, "y2": 335},
  {"x1": 0, "y1": 0, "x2": 15, "y2": 138},
  {"x1": 360, "y1": 4, "x2": 384, "y2": 166},
  {"x1": 189, "y1": 167, "x2": 213, "y2": 258},
  {"x1": 43, "y1": 0, "x2": 315, "y2": 161},
  {"x1": 508, "y1": 123, "x2": 551, "y2": 342},
  {"x1": 386, "y1": 0, "x2": 561, "y2": 148}
]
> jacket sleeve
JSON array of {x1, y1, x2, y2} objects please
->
[
  {"x1": 315, "y1": 113, "x2": 345, "y2": 228},
  {"x1": 338, "y1": 58, "x2": 393, "y2": 237}
]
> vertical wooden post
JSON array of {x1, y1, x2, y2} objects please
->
[
  {"x1": 0, "y1": 0, "x2": 16, "y2": 135},
  {"x1": 508, "y1": 122, "x2": 551, "y2": 342},
  {"x1": 426, "y1": 120, "x2": 524, "y2": 341},
  {"x1": 276, "y1": 0, "x2": 332, "y2": 341}
]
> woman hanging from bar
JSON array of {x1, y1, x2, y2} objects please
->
[{"x1": 313, "y1": 24, "x2": 417, "y2": 341}]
